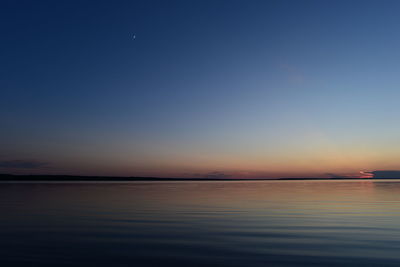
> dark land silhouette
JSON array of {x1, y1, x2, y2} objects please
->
[
  {"x1": 1, "y1": 173, "x2": 399, "y2": 181},
  {"x1": 366, "y1": 171, "x2": 400, "y2": 179}
]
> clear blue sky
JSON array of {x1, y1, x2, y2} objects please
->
[{"x1": 2, "y1": 0, "x2": 400, "y2": 178}]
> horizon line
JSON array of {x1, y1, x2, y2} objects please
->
[{"x1": 0, "y1": 173, "x2": 382, "y2": 181}]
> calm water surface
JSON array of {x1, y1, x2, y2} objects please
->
[{"x1": 1, "y1": 180, "x2": 400, "y2": 266}]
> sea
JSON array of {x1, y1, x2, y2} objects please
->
[{"x1": 1, "y1": 180, "x2": 400, "y2": 266}]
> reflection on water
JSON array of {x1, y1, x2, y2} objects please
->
[{"x1": 1, "y1": 180, "x2": 400, "y2": 266}]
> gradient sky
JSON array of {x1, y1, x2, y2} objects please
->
[{"x1": 2, "y1": 0, "x2": 400, "y2": 178}]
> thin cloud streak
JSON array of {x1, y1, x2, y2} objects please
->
[{"x1": 0, "y1": 160, "x2": 48, "y2": 169}]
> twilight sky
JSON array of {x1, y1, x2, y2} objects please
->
[{"x1": 2, "y1": 0, "x2": 400, "y2": 178}]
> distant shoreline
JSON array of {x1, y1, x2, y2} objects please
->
[{"x1": 0, "y1": 174, "x2": 395, "y2": 181}]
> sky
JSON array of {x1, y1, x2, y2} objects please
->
[{"x1": 1, "y1": 0, "x2": 400, "y2": 178}]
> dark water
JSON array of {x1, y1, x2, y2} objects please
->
[{"x1": 1, "y1": 180, "x2": 400, "y2": 266}]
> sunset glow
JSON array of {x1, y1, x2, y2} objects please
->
[{"x1": 2, "y1": 1, "x2": 400, "y2": 179}]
